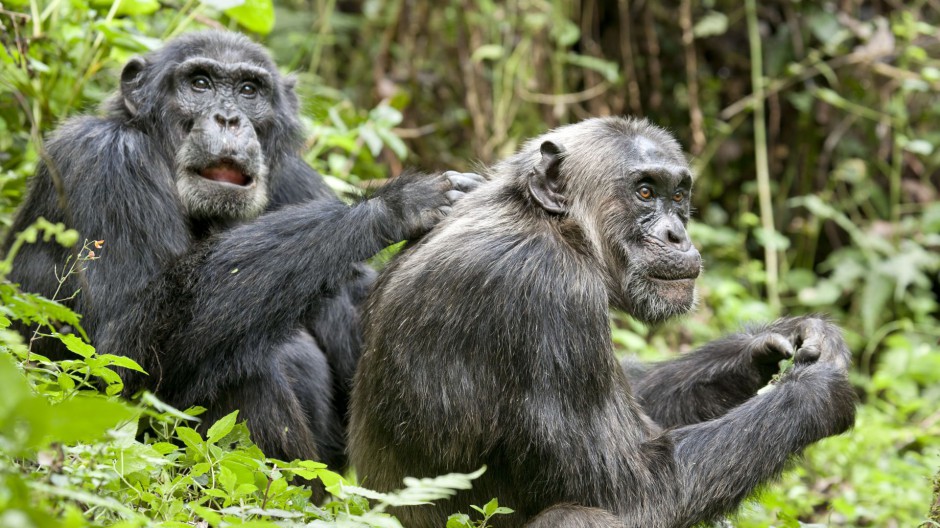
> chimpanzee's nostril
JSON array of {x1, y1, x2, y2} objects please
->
[{"x1": 214, "y1": 114, "x2": 240, "y2": 130}]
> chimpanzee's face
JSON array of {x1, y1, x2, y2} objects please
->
[
  {"x1": 598, "y1": 135, "x2": 702, "y2": 323},
  {"x1": 171, "y1": 56, "x2": 275, "y2": 222}
]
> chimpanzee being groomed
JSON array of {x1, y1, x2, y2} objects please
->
[
  {"x1": 350, "y1": 117, "x2": 857, "y2": 527},
  {"x1": 3, "y1": 31, "x2": 483, "y2": 469}
]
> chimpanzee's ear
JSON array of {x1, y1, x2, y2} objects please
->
[
  {"x1": 527, "y1": 140, "x2": 567, "y2": 214},
  {"x1": 120, "y1": 57, "x2": 147, "y2": 117}
]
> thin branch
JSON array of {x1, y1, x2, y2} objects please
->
[
  {"x1": 745, "y1": 0, "x2": 780, "y2": 313},
  {"x1": 517, "y1": 80, "x2": 611, "y2": 105},
  {"x1": 679, "y1": 0, "x2": 704, "y2": 155},
  {"x1": 617, "y1": 0, "x2": 642, "y2": 116}
]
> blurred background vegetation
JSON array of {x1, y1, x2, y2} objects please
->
[{"x1": 1, "y1": 0, "x2": 939, "y2": 526}]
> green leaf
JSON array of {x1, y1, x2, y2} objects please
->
[
  {"x1": 446, "y1": 513, "x2": 473, "y2": 528},
  {"x1": 140, "y1": 392, "x2": 202, "y2": 422},
  {"x1": 97, "y1": 354, "x2": 147, "y2": 373},
  {"x1": 483, "y1": 498, "x2": 499, "y2": 516},
  {"x1": 0, "y1": 355, "x2": 32, "y2": 423},
  {"x1": 176, "y1": 426, "x2": 205, "y2": 451},
  {"x1": 798, "y1": 281, "x2": 842, "y2": 306},
  {"x1": 46, "y1": 396, "x2": 137, "y2": 445},
  {"x1": 114, "y1": 0, "x2": 160, "y2": 15},
  {"x1": 860, "y1": 274, "x2": 892, "y2": 336},
  {"x1": 288, "y1": 468, "x2": 318, "y2": 480},
  {"x1": 207, "y1": 410, "x2": 238, "y2": 444},
  {"x1": 199, "y1": 0, "x2": 242, "y2": 8},
  {"x1": 552, "y1": 19, "x2": 580, "y2": 47},
  {"x1": 693, "y1": 11, "x2": 729, "y2": 38},
  {"x1": 369, "y1": 105, "x2": 403, "y2": 128},
  {"x1": 471, "y1": 44, "x2": 505, "y2": 62},
  {"x1": 57, "y1": 372, "x2": 76, "y2": 392},
  {"x1": 203, "y1": 488, "x2": 229, "y2": 499},
  {"x1": 233, "y1": 483, "x2": 258, "y2": 497},
  {"x1": 563, "y1": 53, "x2": 620, "y2": 83},
  {"x1": 225, "y1": 0, "x2": 275, "y2": 35},
  {"x1": 28, "y1": 481, "x2": 136, "y2": 516},
  {"x1": 219, "y1": 465, "x2": 237, "y2": 493},
  {"x1": 375, "y1": 127, "x2": 408, "y2": 160},
  {"x1": 902, "y1": 138, "x2": 933, "y2": 156},
  {"x1": 318, "y1": 469, "x2": 347, "y2": 496},
  {"x1": 57, "y1": 334, "x2": 95, "y2": 359},
  {"x1": 151, "y1": 442, "x2": 179, "y2": 455},
  {"x1": 359, "y1": 126, "x2": 384, "y2": 157}
]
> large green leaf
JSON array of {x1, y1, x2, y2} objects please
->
[
  {"x1": 45, "y1": 396, "x2": 137, "y2": 445},
  {"x1": 207, "y1": 410, "x2": 238, "y2": 444},
  {"x1": 88, "y1": 0, "x2": 160, "y2": 16},
  {"x1": 225, "y1": 0, "x2": 275, "y2": 35}
]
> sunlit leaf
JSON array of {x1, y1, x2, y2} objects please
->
[
  {"x1": 225, "y1": 0, "x2": 275, "y2": 35},
  {"x1": 207, "y1": 410, "x2": 238, "y2": 444},
  {"x1": 471, "y1": 44, "x2": 505, "y2": 63},
  {"x1": 693, "y1": 11, "x2": 729, "y2": 38}
]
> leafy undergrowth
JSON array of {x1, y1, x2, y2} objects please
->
[
  {"x1": 0, "y1": 332, "x2": 506, "y2": 528},
  {"x1": 0, "y1": 225, "x2": 509, "y2": 528}
]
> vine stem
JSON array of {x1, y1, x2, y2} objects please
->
[{"x1": 745, "y1": 0, "x2": 780, "y2": 313}]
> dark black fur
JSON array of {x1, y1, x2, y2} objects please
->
[
  {"x1": 350, "y1": 117, "x2": 857, "y2": 527},
  {"x1": 3, "y1": 31, "x2": 482, "y2": 469}
]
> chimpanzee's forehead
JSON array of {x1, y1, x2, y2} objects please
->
[
  {"x1": 176, "y1": 57, "x2": 274, "y2": 84},
  {"x1": 159, "y1": 31, "x2": 276, "y2": 73},
  {"x1": 625, "y1": 135, "x2": 685, "y2": 166}
]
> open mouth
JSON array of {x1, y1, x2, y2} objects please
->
[{"x1": 198, "y1": 160, "x2": 252, "y2": 187}]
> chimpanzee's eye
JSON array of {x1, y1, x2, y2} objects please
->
[
  {"x1": 239, "y1": 82, "x2": 259, "y2": 98},
  {"x1": 191, "y1": 76, "x2": 211, "y2": 92},
  {"x1": 637, "y1": 185, "x2": 654, "y2": 200},
  {"x1": 673, "y1": 190, "x2": 684, "y2": 203}
]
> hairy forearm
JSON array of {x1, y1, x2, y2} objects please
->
[{"x1": 633, "y1": 334, "x2": 766, "y2": 427}]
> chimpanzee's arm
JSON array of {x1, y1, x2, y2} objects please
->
[
  {"x1": 631, "y1": 317, "x2": 814, "y2": 427},
  {"x1": 4, "y1": 118, "x2": 192, "y2": 353},
  {"x1": 659, "y1": 329, "x2": 856, "y2": 527},
  {"x1": 113, "y1": 170, "x2": 479, "y2": 407}
]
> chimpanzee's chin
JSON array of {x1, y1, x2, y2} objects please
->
[
  {"x1": 177, "y1": 170, "x2": 269, "y2": 222},
  {"x1": 622, "y1": 277, "x2": 696, "y2": 325}
]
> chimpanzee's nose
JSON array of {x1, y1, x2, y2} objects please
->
[
  {"x1": 214, "y1": 113, "x2": 240, "y2": 131},
  {"x1": 652, "y1": 215, "x2": 692, "y2": 252}
]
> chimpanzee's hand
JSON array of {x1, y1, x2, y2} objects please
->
[
  {"x1": 373, "y1": 170, "x2": 486, "y2": 242},
  {"x1": 774, "y1": 316, "x2": 857, "y2": 437},
  {"x1": 789, "y1": 317, "x2": 851, "y2": 372},
  {"x1": 744, "y1": 332, "x2": 794, "y2": 384}
]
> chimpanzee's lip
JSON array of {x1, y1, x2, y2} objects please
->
[
  {"x1": 646, "y1": 269, "x2": 701, "y2": 282},
  {"x1": 197, "y1": 160, "x2": 253, "y2": 187}
]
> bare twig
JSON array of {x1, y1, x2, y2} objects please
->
[
  {"x1": 642, "y1": 4, "x2": 662, "y2": 110},
  {"x1": 517, "y1": 81, "x2": 611, "y2": 105},
  {"x1": 617, "y1": 0, "x2": 642, "y2": 116},
  {"x1": 261, "y1": 464, "x2": 277, "y2": 510},
  {"x1": 745, "y1": 0, "x2": 780, "y2": 312},
  {"x1": 455, "y1": 1, "x2": 488, "y2": 160},
  {"x1": 392, "y1": 123, "x2": 438, "y2": 139},
  {"x1": 679, "y1": 0, "x2": 704, "y2": 155}
]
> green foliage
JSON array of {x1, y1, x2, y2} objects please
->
[
  {"x1": 447, "y1": 498, "x2": 514, "y2": 528},
  {"x1": 2, "y1": 0, "x2": 939, "y2": 526},
  {"x1": 0, "y1": 308, "x2": 487, "y2": 527}
]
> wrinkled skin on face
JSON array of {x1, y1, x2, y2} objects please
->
[
  {"x1": 521, "y1": 125, "x2": 703, "y2": 325},
  {"x1": 119, "y1": 38, "x2": 293, "y2": 223},
  {"x1": 600, "y1": 135, "x2": 702, "y2": 324}
]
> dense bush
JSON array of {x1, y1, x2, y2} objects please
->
[{"x1": 1, "y1": 0, "x2": 938, "y2": 526}]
